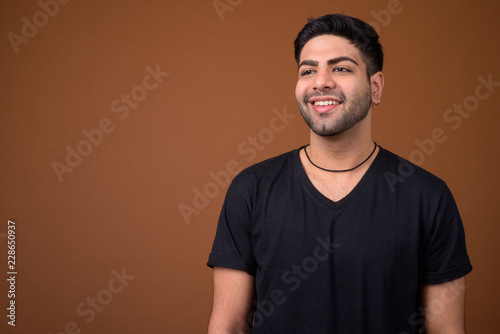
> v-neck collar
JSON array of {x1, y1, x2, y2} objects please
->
[{"x1": 292, "y1": 144, "x2": 386, "y2": 211}]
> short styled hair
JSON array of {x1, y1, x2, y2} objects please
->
[{"x1": 294, "y1": 14, "x2": 384, "y2": 77}]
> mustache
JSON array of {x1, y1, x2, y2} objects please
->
[{"x1": 304, "y1": 90, "x2": 346, "y2": 104}]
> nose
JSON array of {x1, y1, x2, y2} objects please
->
[{"x1": 314, "y1": 68, "x2": 335, "y2": 91}]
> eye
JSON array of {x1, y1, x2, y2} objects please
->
[
  {"x1": 300, "y1": 69, "x2": 315, "y2": 77},
  {"x1": 333, "y1": 67, "x2": 351, "y2": 73}
]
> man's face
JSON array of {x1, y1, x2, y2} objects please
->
[{"x1": 295, "y1": 35, "x2": 373, "y2": 137}]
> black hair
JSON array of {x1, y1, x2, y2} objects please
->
[{"x1": 294, "y1": 14, "x2": 384, "y2": 77}]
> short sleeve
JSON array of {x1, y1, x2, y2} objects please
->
[
  {"x1": 420, "y1": 185, "x2": 472, "y2": 284},
  {"x1": 207, "y1": 178, "x2": 257, "y2": 276}
]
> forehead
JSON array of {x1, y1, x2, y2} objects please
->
[{"x1": 300, "y1": 35, "x2": 364, "y2": 65}]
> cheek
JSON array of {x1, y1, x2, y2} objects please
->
[
  {"x1": 337, "y1": 84, "x2": 356, "y2": 100},
  {"x1": 295, "y1": 81, "x2": 306, "y2": 99}
]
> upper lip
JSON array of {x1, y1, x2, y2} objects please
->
[{"x1": 308, "y1": 96, "x2": 343, "y2": 103}]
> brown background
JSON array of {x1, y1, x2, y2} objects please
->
[{"x1": 0, "y1": 0, "x2": 499, "y2": 333}]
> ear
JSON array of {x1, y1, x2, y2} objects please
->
[{"x1": 370, "y1": 71, "x2": 384, "y2": 105}]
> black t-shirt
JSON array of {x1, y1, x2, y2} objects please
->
[{"x1": 207, "y1": 145, "x2": 472, "y2": 334}]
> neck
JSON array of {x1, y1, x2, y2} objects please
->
[{"x1": 307, "y1": 119, "x2": 375, "y2": 171}]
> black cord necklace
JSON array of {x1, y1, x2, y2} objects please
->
[{"x1": 303, "y1": 142, "x2": 378, "y2": 173}]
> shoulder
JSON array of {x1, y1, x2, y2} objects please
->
[
  {"x1": 225, "y1": 147, "x2": 301, "y2": 203},
  {"x1": 377, "y1": 147, "x2": 463, "y2": 233},
  {"x1": 232, "y1": 147, "x2": 300, "y2": 185},
  {"x1": 378, "y1": 146, "x2": 450, "y2": 195}
]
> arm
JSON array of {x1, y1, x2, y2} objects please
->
[
  {"x1": 421, "y1": 277, "x2": 467, "y2": 334},
  {"x1": 208, "y1": 266, "x2": 255, "y2": 334}
]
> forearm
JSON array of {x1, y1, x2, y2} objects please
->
[
  {"x1": 208, "y1": 314, "x2": 251, "y2": 334},
  {"x1": 422, "y1": 277, "x2": 467, "y2": 334},
  {"x1": 208, "y1": 267, "x2": 255, "y2": 334}
]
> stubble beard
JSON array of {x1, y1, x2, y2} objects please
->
[{"x1": 297, "y1": 85, "x2": 373, "y2": 137}]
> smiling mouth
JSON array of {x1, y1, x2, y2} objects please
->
[
  {"x1": 312, "y1": 100, "x2": 341, "y2": 106},
  {"x1": 307, "y1": 97, "x2": 343, "y2": 113}
]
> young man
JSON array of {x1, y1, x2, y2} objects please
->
[{"x1": 207, "y1": 14, "x2": 472, "y2": 334}]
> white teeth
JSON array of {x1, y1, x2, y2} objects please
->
[{"x1": 313, "y1": 100, "x2": 340, "y2": 106}]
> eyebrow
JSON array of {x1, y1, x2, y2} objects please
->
[{"x1": 298, "y1": 56, "x2": 359, "y2": 70}]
